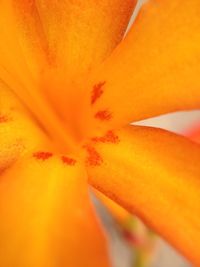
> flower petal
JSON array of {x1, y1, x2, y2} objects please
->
[
  {"x1": 2, "y1": 0, "x2": 137, "y2": 76},
  {"x1": 94, "y1": 189, "x2": 130, "y2": 223},
  {"x1": 0, "y1": 82, "x2": 46, "y2": 172},
  {"x1": 86, "y1": 126, "x2": 200, "y2": 265},
  {"x1": 93, "y1": 188, "x2": 132, "y2": 224},
  {"x1": 33, "y1": 0, "x2": 136, "y2": 74},
  {"x1": 0, "y1": 1, "x2": 46, "y2": 86},
  {"x1": 0, "y1": 0, "x2": 137, "y2": 140},
  {"x1": 0, "y1": 155, "x2": 111, "y2": 267},
  {"x1": 89, "y1": 0, "x2": 200, "y2": 131}
]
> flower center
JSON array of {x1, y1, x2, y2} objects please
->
[{"x1": 11, "y1": 69, "x2": 92, "y2": 154}]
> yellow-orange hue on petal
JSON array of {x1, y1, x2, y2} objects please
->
[
  {"x1": 0, "y1": 82, "x2": 46, "y2": 172},
  {"x1": 94, "y1": 189, "x2": 130, "y2": 223},
  {"x1": 0, "y1": 2, "x2": 75, "y2": 152},
  {"x1": 34, "y1": 0, "x2": 137, "y2": 74},
  {"x1": 32, "y1": 0, "x2": 136, "y2": 138},
  {"x1": 0, "y1": 1, "x2": 46, "y2": 89},
  {"x1": 0, "y1": 156, "x2": 111, "y2": 267},
  {"x1": 87, "y1": 126, "x2": 200, "y2": 265},
  {"x1": 89, "y1": 0, "x2": 200, "y2": 131},
  {"x1": 0, "y1": 1, "x2": 137, "y2": 148},
  {"x1": 1, "y1": 0, "x2": 137, "y2": 78}
]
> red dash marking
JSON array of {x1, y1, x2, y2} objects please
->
[
  {"x1": 91, "y1": 81, "x2": 106, "y2": 105},
  {"x1": 0, "y1": 115, "x2": 11, "y2": 123},
  {"x1": 92, "y1": 131, "x2": 120, "y2": 144},
  {"x1": 33, "y1": 151, "x2": 53, "y2": 160},
  {"x1": 84, "y1": 145, "x2": 103, "y2": 166},
  {"x1": 95, "y1": 110, "x2": 112, "y2": 121},
  {"x1": 61, "y1": 156, "x2": 76, "y2": 166}
]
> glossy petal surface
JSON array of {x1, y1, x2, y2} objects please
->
[
  {"x1": 89, "y1": 0, "x2": 200, "y2": 131},
  {"x1": 87, "y1": 126, "x2": 200, "y2": 265},
  {"x1": 0, "y1": 155, "x2": 111, "y2": 267}
]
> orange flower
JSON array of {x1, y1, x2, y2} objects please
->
[{"x1": 1, "y1": 0, "x2": 200, "y2": 266}]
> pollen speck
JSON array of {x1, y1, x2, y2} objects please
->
[
  {"x1": 61, "y1": 156, "x2": 76, "y2": 166},
  {"x1": 0, "y1": 115, "x2": 11, "y2": 123},
  {"x1": 91, "y1": 81, "x2": 105, "y2": 105},
  {"x1": 92, "y1": 131, "x2": 120, "y2": 143},
  {"x1": 95, "y1": 110, "x2": 112, "y2": 121},
  {"x1": 84, "y1": 145, "x2": 103, "y2": 166},
  {"x1": 33, "y1": 151, "x2": 53, "y2": 160}
]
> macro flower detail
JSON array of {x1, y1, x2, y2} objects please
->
[
  {"x1": 188, "y1": 123, "x2": 200, "y2": 144},
  {"x1": 1, "y1": 0, "x2": 200, "y2": 266}
]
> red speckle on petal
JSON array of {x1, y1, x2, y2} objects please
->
[
  {"x1": 84, "y1": 145, "x2": 103, "y2": 166},
  {"x1": 0, "y1": 115, "x2": 11, "y2": 123},
  {"x1": 92, "y1": 131, "x2": 120, "y2": 144},
  {"x1": 33, "y1": 151, "x2": 53, "y2": 160},
  {"x1": 91, "y1": 81, "x2": 105, "y2": 105},
  {"x1": 95, "y1": 110, "x2": 112, "y2": 121},
  {"x1": 61, "y1": 156, "x2": 76, "y2": 166}
]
